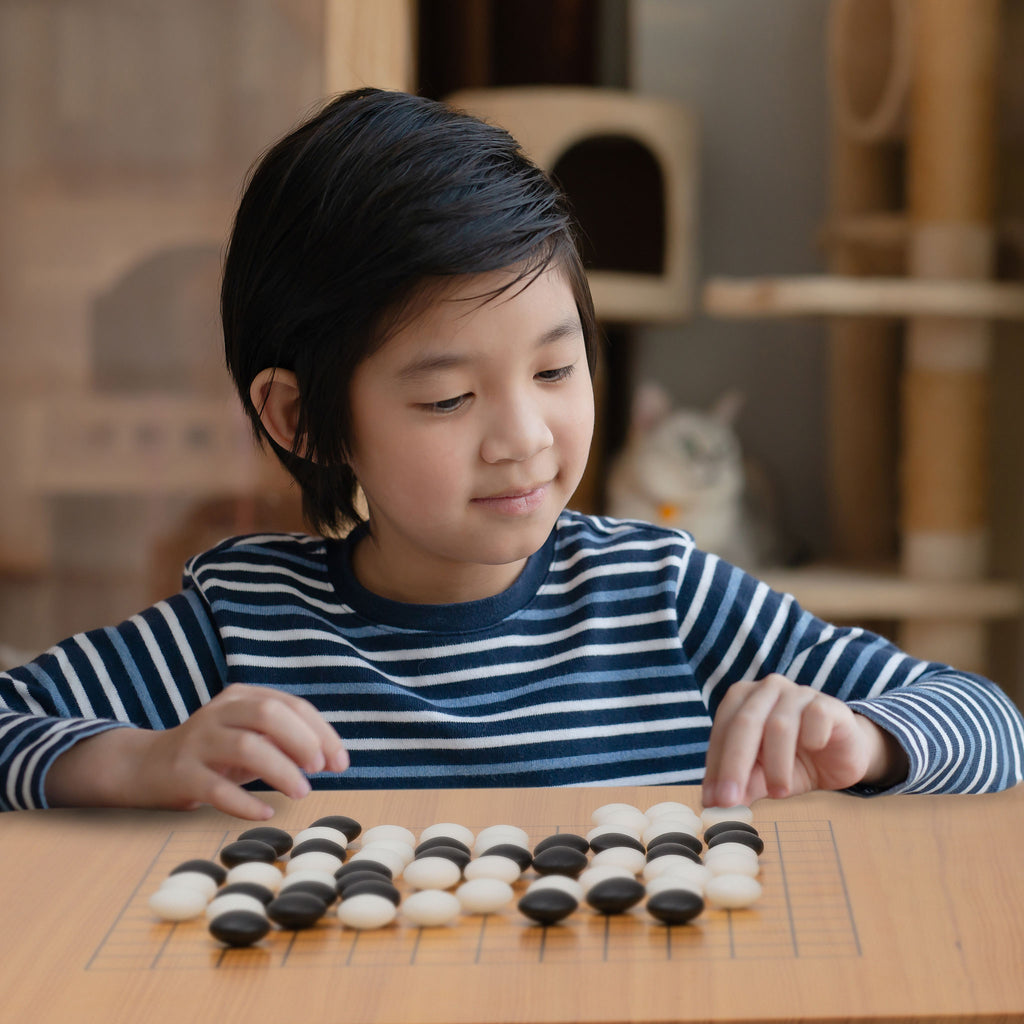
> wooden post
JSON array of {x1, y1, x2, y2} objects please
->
[
  {"x1": 900, "y1": 0, "x2": 1001, "y2": 670},
  {"x1": 323, "y1": 0, "x2": 417, "y2": 94}
]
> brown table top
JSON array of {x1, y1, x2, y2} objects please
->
[{"x1": 2, "y1": 784, "x2": 1022, "y2": 1024}]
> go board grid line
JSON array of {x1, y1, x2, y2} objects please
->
[
  {"x1": 828, "y1": 819, "x2": 861, "y2": 957},
  {"x1": 87, "y1": 817, "x2": 860, "y2": 971},
  {"x1": 772, "y1": 820, "x2": 800, "y2": 957}
]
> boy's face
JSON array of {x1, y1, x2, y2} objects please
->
[{"x1": 346, "y1": 265, "x2": 594, "y2": 604}]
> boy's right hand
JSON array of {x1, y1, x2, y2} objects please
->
[{"x1": 44, "y1": 684, "x2": 349, "y2": 819}]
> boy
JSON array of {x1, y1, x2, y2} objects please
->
[{"x1": 2, "y1": 89, "x2": 1022, "y2": 819}]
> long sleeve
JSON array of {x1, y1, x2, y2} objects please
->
[
  {"x1": 677, "y1": 545, "x2": 1024, "y2": 795},
  {"x1": 0, "y1": 588, "x2": 227, "y2": 811}
]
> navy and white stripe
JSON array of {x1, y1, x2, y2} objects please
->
[{"x1": 1, "y1": 511, "x2": 1022, "y2": 810}]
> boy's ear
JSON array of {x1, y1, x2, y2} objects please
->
[{"x1": 250, "y1": 368, "x2": 303, "y2": 454}]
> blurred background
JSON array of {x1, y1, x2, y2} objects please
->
[{"x1": 0, "y1": 0, "x2": 1021, "y2": 706}]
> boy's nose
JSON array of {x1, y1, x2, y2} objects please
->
[{"x1": 479, "y1": 395, "x2": 554, "y2": 464}]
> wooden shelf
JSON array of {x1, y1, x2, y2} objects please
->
[
  {"x1": 703, "y1": 275, "x2": 1024, "y2": 320},
  {"x1": 759, "y1": 565, "x2": 1023, "y2": 622}
]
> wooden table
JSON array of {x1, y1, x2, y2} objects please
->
[{"x1": 2, "y1": 785, "x2": 1022, "y2": 1024}]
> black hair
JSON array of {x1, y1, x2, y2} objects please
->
[{"x1": 222, "y1": 87, "x2": 598, "y2": 535}]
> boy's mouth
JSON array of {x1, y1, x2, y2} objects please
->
[{"x1": 471, "y1": 483, "x2": 550, "y2": 515}]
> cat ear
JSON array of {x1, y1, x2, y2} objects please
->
[
  {"x1": 631, "y1": 383, "x2": 673, "y2": 434},
  {"x1": 709, "y1": 389, "x2": 745, "y2": 426}
]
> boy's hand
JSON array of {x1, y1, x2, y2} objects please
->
[
  {"x1": 44, "y1": 684, "x2": 349, "y2": 820},
  {"x1": 701, "y1": 674, "x2": 908, "y2": 808}
]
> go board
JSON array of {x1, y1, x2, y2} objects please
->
[{"x1": 2, "y1": 785, "x2": 1023, "y2": 1024}]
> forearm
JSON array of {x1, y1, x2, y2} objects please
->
[{"x1": 43, "y1": 726, "x2": 156, "y2": 810}]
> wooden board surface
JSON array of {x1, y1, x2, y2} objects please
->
[{"x1": 2, "y1": 785, "x2": 1023, "y2": 1024}]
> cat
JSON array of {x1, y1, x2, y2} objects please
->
[{"x1": 606, "y1": 383, "x2": 783, "y2": 570}]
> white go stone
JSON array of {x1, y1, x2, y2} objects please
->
[
  {"x1": 159, "y1": 871, "x2": 219, "y2": 901},
  {"x1": 644, "y1": 801, "x2": 699, "y2": 822},
  {"x1": 419, "y1": 822, "x2": 475, "y2": 848},
  {"x1": 463, "y1": 855, "x2": 522, "y2": 884},
  {"x1": 455, "y1": 877, "x2": 514, "y2": 914},
  {"x1": 286, "y1": 850, "x2": 344, "y2": 876},
  {"x1": 586, "y1": 823, "x2": 642, "y2": 844},
  {"x1": 360, "y1": 824, "x2": 416, "y2": 847},
  {"x1": 645, "y1": 872, "x2": 704, "y2": 898},
  {"x1": 293, "y1": 825, "x2": 349, "y2": 849},
  {"x1": 225, "y1": 861, "x2": 283, "y2": 892},
  {"x1": 577, "y1": 864, "x2": 634, "y2": 894},
  {"x1": 705, "y1": 840, "x2": 759, "y2": 862},
  {"x1": 280, "y1": 868, "x2": 337, "y2": 893},
  {"x1": 591, "y1": 802, "x2": 649, "y2": 833},
  {"x1": 360, "y1": 838, "x2": 415, "y2": 867},
  {"x1": 526, "y1": 874, "x2": 585, "y2": 902},
  {"x1": 705, "y1": 873, "x2": 762, "y2": 909},
  {"x1": 642, "y1": 818, "x2": 700, "y2": 845},
  {"x1": 349, "y1": 846, "x2": 407, "y2": 877},
  {"x1": 206, "y1": 893, "x2": 267, "y2": 920},
  {"x1": 701, "y1": 805, "x2": 754, "y2": 828},
  {"x1": 149, "y1": 885, "x2": 210, "y2": 921},
  {"x1": 706, "y1": 851, "x2": 759, "y2": 878},
  {"x1": 644, "y1": 859, "x2": 709, "y2": 890},
  {"x1": 338, "y1": 893, "x2": 398, "y2": 930},
  {"x1": 473, "y1": 824, "x2": 530, "y2": 854},
  {"x1": 403, "y1": 856, "x2": 463, "y2": 891},
  {"x1": 643, "y1": 855, "x2": 704, "y2": 883},
  {"x1": 401, "y1": 889, "x2": 462, "y2": 927},
  {"x1": 591, "y1": 845, "x2": 646, "y2": 875}
]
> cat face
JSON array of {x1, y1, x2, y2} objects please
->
[{"x1": 634, "y1": 410, "x2": 744, "y2": 503}]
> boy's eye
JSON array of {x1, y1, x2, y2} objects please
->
[
  {"x1": 536, "y1": 364, "x2": 576, "y2": 383},
  {"x1": 425, "y1": 394, "x2": 470, "y2": 413}
]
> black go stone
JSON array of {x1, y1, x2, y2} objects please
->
[
  {"x1": 586, "y1": 876, "x2": 646, "y2": 915},
  {"x1": 336, "y1": 869, "x2": 397, "y2": 896},
  {"x1": 282, "y1": 879, "x2": 336, "y2": 906},
  {"x1": 335, "y1": 860, "x2": 392, "y2": 882},
  {"x1": 706, "y1": 829, "x2": 764, "y2": 855},
  {"x1": 341, "y1": 878, "x2": 402, "y2": 905},
  {"x1": 415, "y1": 844, "x2": 471, "y2": 870},
  {"x1": 219, "y1": 881, "x2": 275, "y2": 905},
  {"x1": 481, "y1": 843, "x2": 533, "y2": 872},
  {"x1": 170, "y1": 859, "x2": 227, "y2": 886},
  {"x1": 310, "y1": 815, "x2": 362, "y2": 842},
  {"x1": 291, "y1": 837, "x2": 348, "y2": 861},
  {"x1": 416, "y1": 836, "x2": 472, "y2": 857},
  {"x1": 647, "y1": 831, "x2": 703, "y2": 857},
  {"x1": 646, "y1": 843, "x2": 702, "y2": 864},
  {"x1": 517, "y1": 888, "x2": 578, "y2": 925},
  {"x1": 530, "y1": 846, "x2": 588, "y2": 878},
  {"x1": 533, "y1": 833, "x2": 590, "y2": 857},
  {"x1": 267, "y1": 891, "x2": 327, "y2": 930},
  {"x1": 703, "y1": 820, "x2": 759, "y2": 844},
  {"x1": 589, "y1": 832, "x2": 645, "y2": 855},
  {"x1": 237, "y1": 826, "x2": 293, "y2": 857},
  {"x1": 646, "y1": 889, "x2": 705, "y2": 925},
  {"x1": 219, "y1": 839, "x2": 278, "y2": 868},
  {"x1": 208, "y1": 909, "x2": 271, "y2": 947}
]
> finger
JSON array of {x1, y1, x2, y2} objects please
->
[
  {"x1": 193, "y1": 769, "x2": 278, "y2": 821},
  {"x1": 215, "y1": 726, "x2": 313, "y2": 801},
  {"x1": 758, "y1": 686, "x2": 819, "y2": 799},
  {"x1": 703, "y1": 680, "x2": 758, "y2": 806},
  {"x1": 218, "y1": 686, "x2": 348, "y2": 774},
  {"x1": 705, "y1": 677, "x2": 784, "y2": 807},
  {"x1": 274, "y1": 692, "x2": 350, "y2": 773}
]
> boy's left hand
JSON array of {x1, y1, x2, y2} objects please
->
[{"x1": 701, "y1": 673, "x2": 909, "y2": 808}]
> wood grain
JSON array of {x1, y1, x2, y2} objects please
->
[{"x1": 1, "y1": 785, "x2": 1022, "y2": 1024}]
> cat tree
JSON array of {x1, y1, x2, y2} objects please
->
[{"x1": 704, "y1": 0, "x2": 1024, "y2": 674}]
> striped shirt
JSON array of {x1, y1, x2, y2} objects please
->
[{"x1": 2, "y1": 512, "x2": 1022, "y2": 810}]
